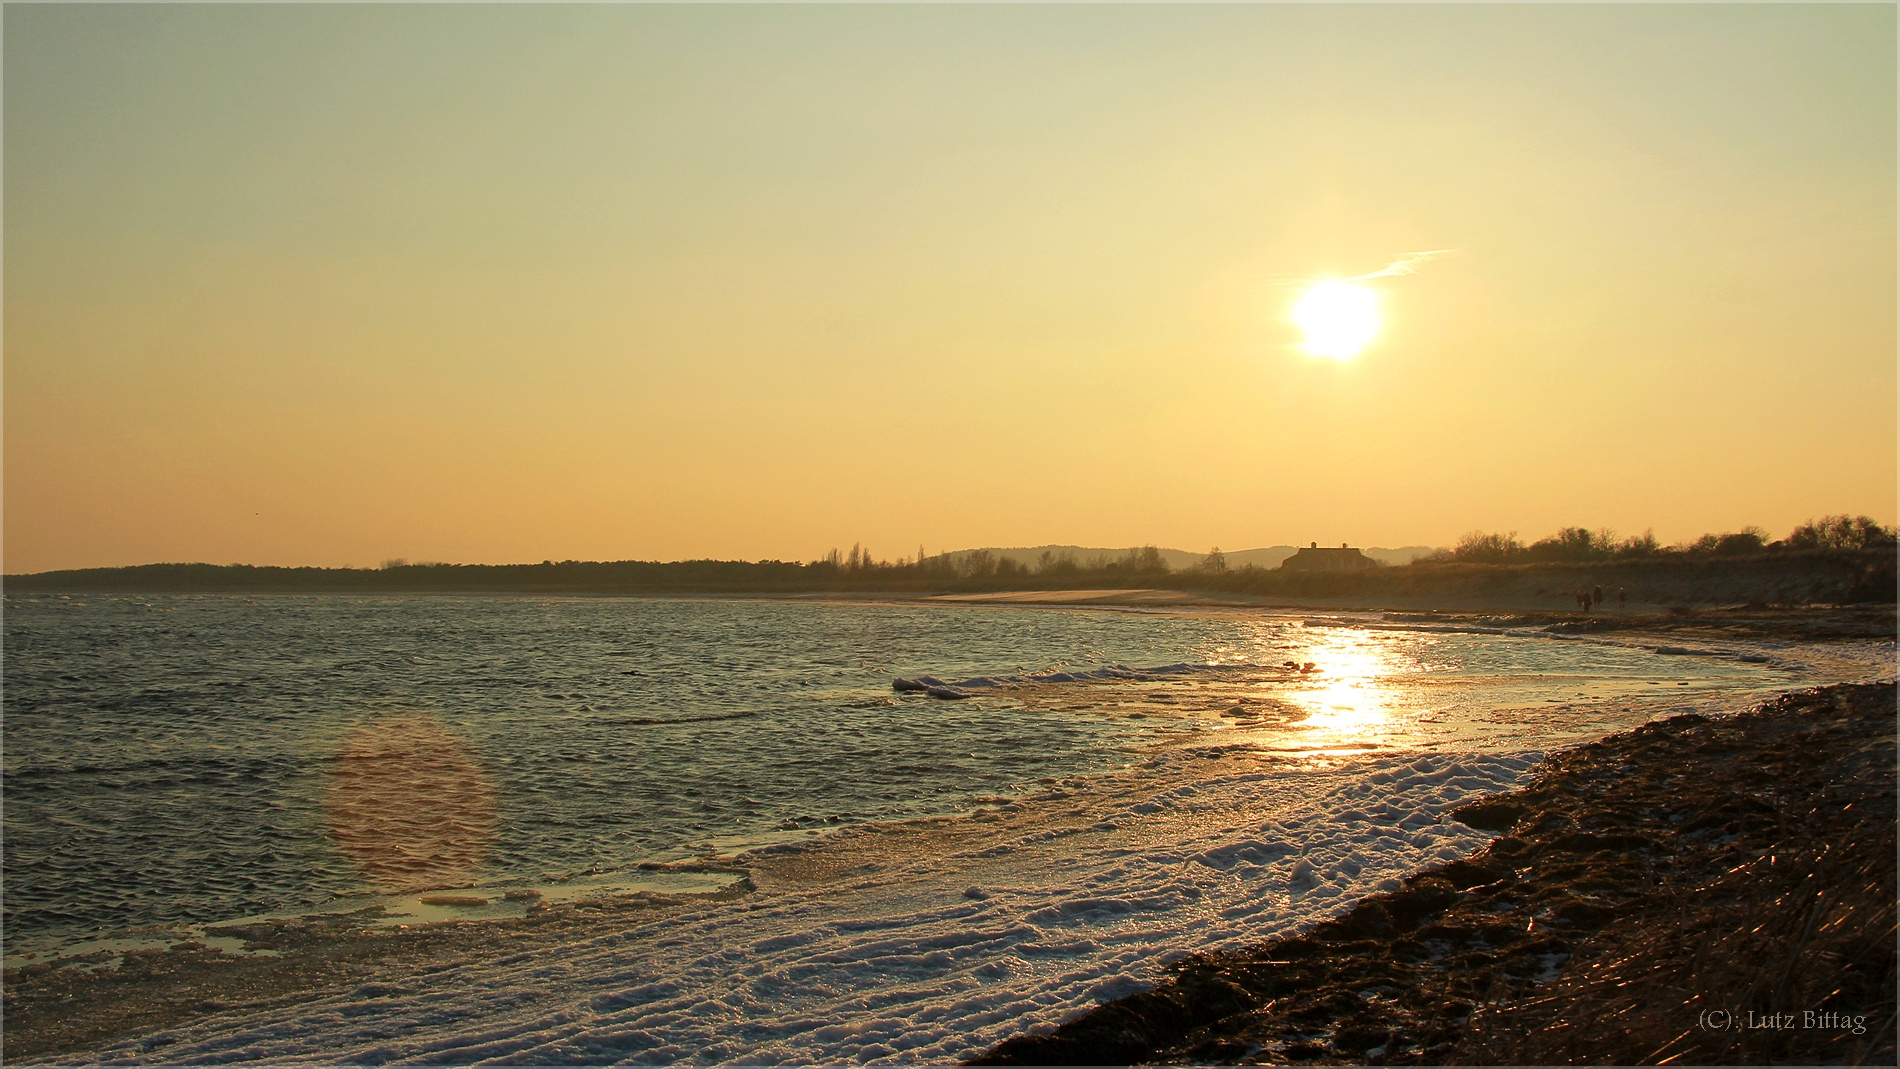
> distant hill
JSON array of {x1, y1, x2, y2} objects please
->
[{"x1": 940, "y1": 544, "x2": 1441, "y2": 572}]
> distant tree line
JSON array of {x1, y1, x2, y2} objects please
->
[
  {"x1": 6, "y1": 516, "x2": 1890, "y2": 597},
  {"x1": 1417, "y1": 515, "x2": 1897, "y2": 566},
  {"x1": 806, "y1": 543, "x2": 1176, "y2": 581},
  {"x1": 5, "y1": 544, "x2": 1184, "y2": 593}
]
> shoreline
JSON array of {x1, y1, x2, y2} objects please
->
[
  {"x1": 974, "y1": 680, "x2": 1897, "y2": 1066},
  {"x1": 16, "y1": 584, "x2": 1893, "y2": 630},
  {"x1": 11, "y1": 590, "x2": 1893, "y2": 666},
  {"x1": 5, "y1": 740, "x2": 1540, "y2": 1064},
  {"x1": 3, "y1": 618, "x2": 1891, "y2": 1064}
]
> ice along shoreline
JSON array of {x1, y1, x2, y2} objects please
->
[
  {"x1": 973, "y1": 681, "x2": 1897, "y2": 1066},
  {"x1": 4, "y1": 609, "x2": 1891, "y2": 1064}
]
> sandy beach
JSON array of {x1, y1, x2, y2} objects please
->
[
  {"x1": 3, "y1": 604, "x2": 1890, "y2": 1064},
  {"x1": 5, "y1": 739, "x2": 1541, "y2": 1063},
  {"x1": 975, "y1": 680, "x2": 1896, "y2": 1066}
]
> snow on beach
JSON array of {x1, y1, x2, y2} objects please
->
[
  {"x1": 74, "y1": 747, "x2": 1540, "y2": 1066},
  {"x1": 24, "y1": 602, "x2": 1885, "y2": 1065}
]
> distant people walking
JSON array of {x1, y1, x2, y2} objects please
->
[
  {"x1": 1591, "y1": 584, "x2": 1603, "y2": 609},
  {"x1": 1617, "y1": 587, "x2": 1627, "y2": 609},
  {"x1": 1576, "y1": 590, "x2": 1592, "y2": 612}
]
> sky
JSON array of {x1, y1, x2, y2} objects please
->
[{"x1": 6, "y1": 4, "x2": 1895, "y2": 572}]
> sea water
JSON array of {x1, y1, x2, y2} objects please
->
[{"x1": 0, "y1": 593, "x2": 1821, "y2": 962}]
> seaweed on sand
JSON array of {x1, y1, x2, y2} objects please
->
[{"x1": 971, "y1": 682, "x2": 1896, "y2": 1066}]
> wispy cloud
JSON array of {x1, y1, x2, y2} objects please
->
[
  {"x1": 1272, "y1": 250, "x2": 1457, "y2": 287},
  {"x1": 1341, "y1": 249, "x2": 1455, "y2": 282}
]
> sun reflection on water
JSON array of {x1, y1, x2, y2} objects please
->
[{"x1": 1286, "y1": 629, "x2": 1407, "y2": 752}]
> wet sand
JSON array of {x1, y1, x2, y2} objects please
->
[
  {"x1": 0, "y1": 881, "x2": 751, "y2": 1064},
  {"x1": 4, "y1": 745, "x2": 1534, "y2": 1064},
  {"x1": 3, "y1": 608, "x2": 1890, "y2": 1063},
  {"x1": 973, "y1": 680, "x2": 1896, "y2": 1066}
]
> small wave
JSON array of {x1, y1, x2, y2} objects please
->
[
  {"x1": 893, "y1": 662, "x2": 1261, "y2": 699},
  {"x1": 1306, "y1": 618, "x2": 1519, "y2": 637},
  {"x1": 601, "y1": 711, "x2": 760, "y2": 727},
  {"x1": 1303, "y1": 619, "x2": 1800, "y2": 669},
  {"x1": 6, "y1": 753, "x2": 304, "y2": 783}
]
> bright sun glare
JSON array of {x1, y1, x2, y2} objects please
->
[{"x1": 1291, "y1": 281, "x2": 1381, "y2": 360}]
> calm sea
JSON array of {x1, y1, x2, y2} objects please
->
[{"x1": 2, "y1": 593, "x2": 1788, "y2": 959}]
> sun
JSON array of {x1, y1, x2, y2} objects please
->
[{"x1": 1291, "y1": 281, "x2": 1381, "y2": 360}]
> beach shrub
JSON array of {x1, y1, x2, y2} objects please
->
[
  {"x1": 1788, "y1": 514, "x2": 1897, "y2": 551},
  {"x1": 1525, "y1": 526, "x2": 1616, "y2": 562},
  {"x1": 1616, "y1": 530, "x2": 1660, "y2": 557},
  {"x1": 1428, "y1": 530, "x2": 1525, "y2": 563},
  {"x1": 1112, "y1": 546, "x2": 1170, "y2": 574},
  {"x1": 960, "y1": 549, "x2": 997, "y2": 578},
  {"x1": 1036, "y1": 550, "x2": 1080, "y2": 576},
  {"x1": 1685, "y1": 526, "x2": 1769, "y2": 556}
]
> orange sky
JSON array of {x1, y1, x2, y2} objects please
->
[{"x1": 7, "y1": 5, "x2": 1894, "y2": 572}]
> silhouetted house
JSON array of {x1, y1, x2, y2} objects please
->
[{"x1": 1280, "y1": 542, "x2": 1377, "y2": 572}]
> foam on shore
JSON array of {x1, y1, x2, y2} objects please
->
[{"x1": 65, "y1": 747, "x2": 1539, "y2": 1066}]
